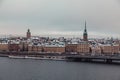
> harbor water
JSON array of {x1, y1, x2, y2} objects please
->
[{"x1": 0, "y1": 57, "x2": 120, "y2": 80}]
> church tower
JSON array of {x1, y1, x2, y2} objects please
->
[
  {"x1": 83, "y1": 21, "x2": 88, "y2": 41},
  {"x1": 26, "y1": 29, "x2": 31, "y2": 39}
]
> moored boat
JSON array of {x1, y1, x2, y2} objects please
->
[
  {"x1": 8, "y1": 55, "x2": 66, "y2": 61},
  {"x1": 8, "y1": 55, "x2": 26, "y2": 59}
]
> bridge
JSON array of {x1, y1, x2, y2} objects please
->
[{"x1": 66, "y1": 55, "x2": 120, "y2": 63}]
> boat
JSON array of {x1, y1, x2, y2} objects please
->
[
  {"x1": 8, "y1": 55, "x2": 66, "y2": 61},
  {"x1": 8, "y1": 55, "x2": 26, "y2": 59}
]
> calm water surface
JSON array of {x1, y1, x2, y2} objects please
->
[{"x1": 0, "y1": 57, "x2": 120, "y2": 80}]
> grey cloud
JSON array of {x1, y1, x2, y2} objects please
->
[{"x1": 0, "y1": 0, "x2": 120, "y2": 37}]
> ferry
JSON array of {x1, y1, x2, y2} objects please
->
[
  {"x1": 8, "y1": 55, "x2": 26, "y2": 59},
  {"x1": 8, "y1": 55, "x2": 66, "y2": 61},
  {"x1": 26, "y1": 56, "x2": 66, "y2": 61}
]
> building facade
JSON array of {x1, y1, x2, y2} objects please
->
[
  {"x1": 91, "y1": 45, "x2": 102, "y2": 54},
  {"x1": 65, "y1": 44, "x2": 77, "y2": 52},
  {"x1": 43, "y1": 46, "x2": 65, "y2": 53},
  {"x1": 19, "y1": 42, "x2": 28, "y2": 51},
  {"x1": 8, "y1": 44, "x2": 20, "y2": 51},
  {"x1": 101, "y1": 45, "x2": 119, "y2": 54},
  {"x1": 0, "y1": 43, "x2": 9, "y2": 51},
  {"x1": 77, "y1": 42, "x2": 90, "y2": 53},
  {"x1": 28, "y1": 45, "x2": 43, "y2": 52}
]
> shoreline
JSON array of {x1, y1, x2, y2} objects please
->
[
  {"x1": 0, "y1": 51, "x2": 120, "y2": 64},
  {"x1": 8, "y1": 55, "x2": 67, "y2": 61},
  {"x1": 3, "y1": 55, "x2": 120, "y2": 65}
]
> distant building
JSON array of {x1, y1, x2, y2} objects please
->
[
  {"x1": 83, "y1": 21, "x2": 88, "y2": 41},
  {"x1": 8, "y1": 44, "x2": 20, "y2": 51},
  {"x1": 43, "y1": 45, "x2": 65, "y2": 53},
  {"x1": 101, "y1": 44, "x2": 119, "y2": 54},
  {"x1": 91, "y1": 45, "x2": 102, "y2": 54},
  {"x1": 65, "y1": 44, "x2": 77, "y2": 52},
  {"x1": 28, "y1": 45, "x2": 43, "y2": 52},
  {"x1": 65, "y1": 42, "x2": 90, "y2": 53},
  {"x1": 0, "y1": 43, "x2": 9, "y2": 51},
  {"x1": 26, "y1": 29, "x2": 31, "y2": 39},
  {"x1": 19, "y1": 42, "x2": 28, "y2": 51},
  {"x1": 77, "y1": 42, "x2": 90, "y2": 53}
]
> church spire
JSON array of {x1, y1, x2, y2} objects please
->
[
  {"x1": 83, "y1": 21, "x2": 88, "y2": 41},
  {"x1": 28, "y1": 29, "x2": 30, "y2": 32},
  {"x1": 84, "y1": 20, "x2": 87, "y2": 33}
]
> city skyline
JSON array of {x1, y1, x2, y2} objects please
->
[{"x1": 0, "y1": 0, "x2": 120, "y2": 38}]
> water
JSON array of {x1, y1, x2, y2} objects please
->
[{"x1": 0, "y1": 57, "x2": 120, "y2": 80}]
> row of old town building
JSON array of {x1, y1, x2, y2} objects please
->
[
  {"x1": 0, "y1": 37, "x2": 119, "y2": 55},
  {"x1": 0, "y1": 22, "x2": 120, "y2": 55}
]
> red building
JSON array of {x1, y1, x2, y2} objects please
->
[
  {"x1": 65, "y1": 44, "x2": 77, "y2": 52},
  {"x1": 8, "y1": 44, "x2": 20, "y2": 51}
]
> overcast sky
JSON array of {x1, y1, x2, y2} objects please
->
[{"x1": 0, "y1": 0, "x2": 120, "y2": 38}]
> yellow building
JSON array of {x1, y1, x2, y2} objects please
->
[
  {"x1": 65, "y1": 42, "x2": 90, "y2": 54},
  {"x1": 77, "y1": 42, "x2": 90, "y2": 53},
  {"x1": 101, "y1": 45, "x2": 119, "y2": 54},
  {"x1": 0, "y1": 43, "x2": 9, "y2": 51},
  {"x1": 43, "y1": 45, "x2": 65, "y2": 53}
]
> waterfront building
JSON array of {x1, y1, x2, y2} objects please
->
[
  {"x1": 19, "y1": 42, "x2": 28, "y2": 51},
  {"x1": 65, "y1": 41, "x2": 90, "y2": 54},
  {"x1": 8, "y1": 40, "x2": 20, "y2": 51},
  {"x1": 65, "y1": 44, "x2": 77, "y2": 52},
  {"x1": 77, "y1": 42, "x2": 90, "y2": 53},
  {"x1": 90, "y1": 45, "x2": 102, "y2": 55},
  {"x1": 26, "y1": 29, "x2": 31, "y2": 39},
  {"x1": 0, "y1": 43, "x2": 9, "y2": 51},
  {"x1": 43, "y1": 45, "x2": 65, "y2": 53},
  {"x1": 28, "y1": 44, "x2": 43, "y2": 52},
  {"x1": 8, "y1": 44, "x2": 20, "y2": 51},
  {"x1": 101, "y1": 44, "x2": 119, "y2": 54},
  {"x1": 0, "y1": 28, "x2": 120, "y2": 55},
  {"x1": 83, "y1": 21, "x2": 88, "y2": 41}
]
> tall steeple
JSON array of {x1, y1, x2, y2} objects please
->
[
  {"x1": 28, "y1": 29, "x2": 30, "y2": 33},
  {"x1": 84, "y1": 21, "x2": 87, "y2": 33},
  {"x1": 83, "y1": 21, "x2": 88, "y2": 41},
  {"x1": 26, "y1": 29, "x2": 31, "y2": 39}
]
